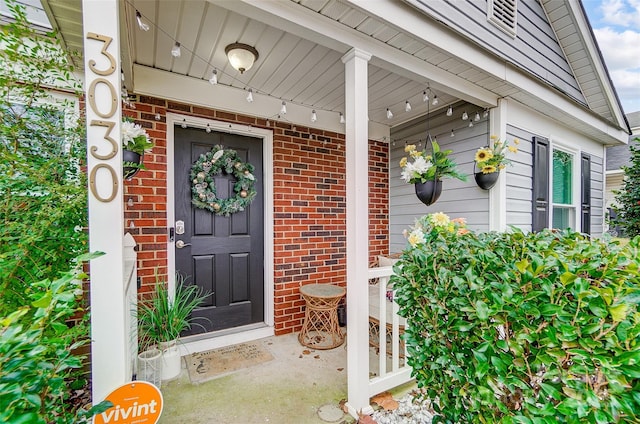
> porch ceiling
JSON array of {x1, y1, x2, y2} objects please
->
[
  {"x1": 42, "y1": 0, "x2": 627, "y2": 143},
  {"x1": 44, "y1": 0, "x2": 497, "y2": 128}
]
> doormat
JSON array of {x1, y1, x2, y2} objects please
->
[{"x1": 186, "y1": 341, "x2": 274, "y2": 384}]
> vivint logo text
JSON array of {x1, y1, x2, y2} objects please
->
[{"x1": 100, "y1": 400, "x2": 159, "y2": 422}]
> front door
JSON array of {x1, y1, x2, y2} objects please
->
[{"x1": 174, "y1": 126, "x2": 264, "y2": 335}]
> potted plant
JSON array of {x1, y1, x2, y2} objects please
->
[
  {"x1": 473, "y1": 135, "x2": 518, "y2": 190},
  {"x1": 137, "y1": 275, "x2": 210, "y2": 381},
  {"x1": 121, "y1": 118, "x2": 154, "y2": 179},
  {"x1": 400, "y1": 139, "x2": 466, "y2": 206}
]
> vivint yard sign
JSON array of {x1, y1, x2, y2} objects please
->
[{"x1": 93, "y1": 381, "x2": 163, "y2": 424}]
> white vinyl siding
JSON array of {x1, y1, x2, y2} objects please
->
[
  {"x1": 389, "y1": 102, "x2": 490, "y2": 253},
  {"x1": 505, "y1": 124, "x2": 605, "y2": 236}
]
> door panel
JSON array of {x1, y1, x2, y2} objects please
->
[{"x1": 174, "y1": 126, "x2": 264, "y2": 335}]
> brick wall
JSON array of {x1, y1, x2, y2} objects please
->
[{"x1": 123, "y1": 95, "x2": 389, "y2": 334}]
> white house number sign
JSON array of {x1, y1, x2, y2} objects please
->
[{"x1": 86, "y1": 32, "x2": 119, "y2": 203}]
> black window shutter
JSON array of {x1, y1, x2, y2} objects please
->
[
  {"x1": 581, "y1": 153, "x2": 591, "y2": 234},
  {"x1": 532, "y1": 136, "x2": 550, "y2": 232}
]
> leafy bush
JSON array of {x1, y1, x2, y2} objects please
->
[
  {"x1": 392, "y1": 213, "x2": 640, "y2": 423},
  {"x1": 0, "y1": 0, "x2": 87, "y2": 313},
  {"x1": 0, "y1": 255, "x2": 111, "y2": 424}
]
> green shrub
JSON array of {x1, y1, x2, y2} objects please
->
[
  {"x1": 0, "y1": 254, "x2": 111, "y2": 424},
  {"x1": 0, "y1": 0, "x2": 87, "y2": 313},
  {"x1": 392, "y1": 213, "x2": 640, "y2": 423}
]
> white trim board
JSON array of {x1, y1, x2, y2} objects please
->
[{"x1": 166, "y1": 113, "x2": 275, "y2": 354}]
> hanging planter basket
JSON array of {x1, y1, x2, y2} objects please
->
[
  {"x1": 474, "y1": 171, "x2": 499, "y2": 190},
  {"x1": 123, "y1": 149, "x2": 142, "y2": 180},
  {"x1": 415, "y1": 180, "x2": 442, "y2": 206}
]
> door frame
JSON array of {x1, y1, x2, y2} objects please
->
[{"x1": 166, "y1": 113, "x2": 275, "y2": 355}]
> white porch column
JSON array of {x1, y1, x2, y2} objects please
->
[
  {"x1": 82, "y1": 0, "x2": 127, "y2": 402},
  {"x1": 342, "y1": 47, "x2": 373, "y2": 416},
  {"x1": 489, "y1": 98, "x2": 508, "y2": 231}
]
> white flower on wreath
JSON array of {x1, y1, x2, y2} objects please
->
[{"x1": 212, "y1": 149, "x2": 224, "y2": 162}]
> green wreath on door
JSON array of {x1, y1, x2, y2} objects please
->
[{"x1": 190, "y1": 145, "x2": 256, "y2": 216}]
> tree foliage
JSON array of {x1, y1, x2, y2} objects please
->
[
  {"x1": 0, "y1": 1, "x2": 108, "y2": 422},
  {"x1": 0, "y1": 0, "x2": 87, "y2": 312},
  {"x1": 614, "y1": 138, "x2": 640, "y2": 238}
]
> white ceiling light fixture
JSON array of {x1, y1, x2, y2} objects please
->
[
  {"x1": 339, "y1": 112, "x2": 345, "y2": 124},
  {"x1": 225, "y1": 43, "x2": 259, "y2": 74},
  {"x1": 209, "y1": 70, "x2": 218, "y2": 85},
  {"x1": 446, "y1": 106, "x2": 453, "y2": 116},
  {"x1": 280, "y1": 101, "x2": 287, "y2": 115},
  {"x1": 405, "y1": 101, "x2": 412, "y2": 112},
  {"x1": 311, "y1": 110, "x2": 317, "y2": 123},
  {"x1": 386, "y1": 108, "x2": 394, "y2": 119}
]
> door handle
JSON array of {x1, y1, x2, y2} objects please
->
[{"x1": 175, "y1": 240, "x2": 191, "y2": 249}]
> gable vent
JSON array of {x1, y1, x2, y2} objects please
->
[{"x1": 488, "y1": 0, "x2": 517, "y2": 37}]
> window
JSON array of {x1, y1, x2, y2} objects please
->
[
  {"x1": 532, "y1": 137, "x2": 591, "y2": 234},
  {"x1": 488, "y1": 0, "x2": 517, "y2": 37},
  {"x1": 552, "y1": 149, "x2": 575, "y2": 229}
]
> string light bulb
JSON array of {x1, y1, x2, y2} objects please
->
[
  {"x1": 127, "y1": 197, "x2": 134, "y2": 207},
  {"x1": 135, "y1": 11, "x2": 150, "y2": 31},
  {"x1": 405, "y1": 101, "x2": 412, "y2": 112},
  {"x1": 280, "y1": 101, "x2": 287, "y2": 115},
  {"x1": 450, "y1": 129, "x2": 455, "y2": 137},
  {"x1": 422, "y1": 91, "x2": 429, "y2": 102},
  {"x1": 468, "y1": 120, "x2": 474, "y2": 127},
  {"x1": 474, "y1": 112, "x2": 481, "y2": 121},
  {"x1": 209, "y1": 70, "x2": 218, "y2": 85},
  {"x1": 483, "y1": 109, "x2": 489, "y2": 118},
  {"x1": 386, "y1": 108, "x2": 393, "y2": 119},
  {"x1": 206, "y1": 124, "x2": 211, "y2": 133},
  {"x1": 432, "y1": 95, "x2": 439, "y2": 106},
  {"x1": 446, "y1": 106, "x2": 453, "y2": 116},
  {"x1": 181, "y1": 119, "x2": 187, "y2": 129},
  {"x1": 339, "y1": 112, "x2": 345, "y2": 124},
  {"x1": 171, "y1": 42, "x2": 181, "y2": 58},
  {"x1": 246, "y1": 88, "x2": 254, "y2": 103},
  {"x1": 311, "y1": 110, "x2": 317, "y2": 123},
  {"x1": 462, "y1": 111, "x2": 468, "y2": 120}
]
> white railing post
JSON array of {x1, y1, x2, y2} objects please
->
[{"x1": 123, "y1": 233, "x2": 138, "y2": 380}]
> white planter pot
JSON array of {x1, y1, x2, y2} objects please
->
[
  {"x1": 137, "y1": 348, "x2": 162, "y2": 388},
  {"x1": 159, "y1": 340, "x2": 182, "y2": 381}
]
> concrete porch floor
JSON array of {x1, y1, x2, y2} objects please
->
[{"x1": 158, "y1": 332, "x2": 354, "y2": 423}]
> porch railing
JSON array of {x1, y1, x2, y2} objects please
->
[
  {"x1": 367, "y1": 265, "x2": 413, "y2": 396},
  {"x1": 368, "y1": 266, "x2": 411, "y2": 397}
]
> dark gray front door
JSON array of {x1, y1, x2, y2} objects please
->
[{"x1": 174, "y1": 126, "x2": 264, "y2": 335}]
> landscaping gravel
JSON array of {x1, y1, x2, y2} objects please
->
[{"x1": 370, "y1": 391, "x2": 435, "y2": 424}]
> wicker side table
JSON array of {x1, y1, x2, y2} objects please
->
[{"x1": 298, "y1": 284, "x2": 346, "y2": 349}]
